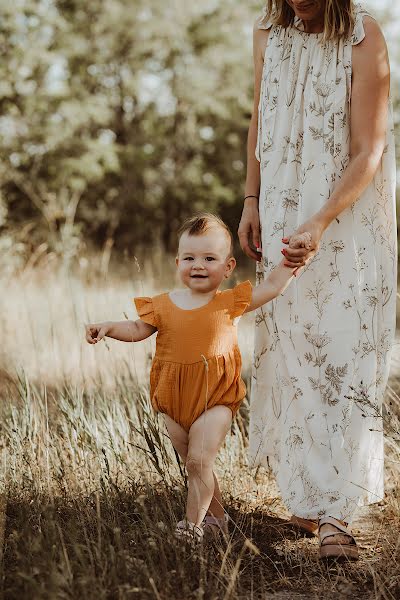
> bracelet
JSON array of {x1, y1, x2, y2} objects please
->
[{"x1": 244, "y1": 195, "x2": 259, "y2": 201}]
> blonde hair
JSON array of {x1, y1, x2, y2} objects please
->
[
  {"x1": 178, "y1": 213, "x2": 234, "y2": 257},
  {"x1": 261, "y1": 0, "x2": 355, "y2": 40}
]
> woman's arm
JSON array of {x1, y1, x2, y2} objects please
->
[
  {"x1": 85, "y1": 320, "x2": 156, "y2": 344},
  {"x1": 283, "y1": 17, "x2": 390, "y2": 268},
  {"x1": 238, "y1": 23, "x2": 270, "y2": 262}
]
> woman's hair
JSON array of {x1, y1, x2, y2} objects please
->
[
  {"x1": 261, "y1": 1, "x2": 355, "y2": 40},
  {"x1": 178, "y1": 213, "x2": 234, "y2": 257}
]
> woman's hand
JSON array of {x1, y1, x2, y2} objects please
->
[
  {"x1": 238, "y1": 197, "x2": 262, "y2": 262},
  {"x1": 85, "y1": 322, "x2": 111, "y2": 344},
  {"x1": 281, "y1": 218, "x2": 326, "y2": 268}
]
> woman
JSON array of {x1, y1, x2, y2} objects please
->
[{"x1": 238, "y1": 0, "x2": 396, "y2": 560}]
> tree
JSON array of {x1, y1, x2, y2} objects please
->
[{"x1": 0, "y1": 0, "x2": 398, "y2": 262}]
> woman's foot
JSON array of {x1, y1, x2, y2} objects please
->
[
  {"x1": 289, "y1": 515, "x2": 318, "y2": 537},
  {"x1": 174, "y1": 519, "x2": 204, "y2": 545},
  {"x1": 202, "y1": 514, "x2": 229, "y2": 539},
  {"x1": 318, "y1": 516, "x2": 359, "y2": 561}
]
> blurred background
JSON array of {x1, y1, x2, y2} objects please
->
[{"x1": 0, "y1": 0, "x2": 398, "y2": 275}]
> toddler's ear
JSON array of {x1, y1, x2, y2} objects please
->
[{"x1": 225, "y1": 256, "x2": 236, "y2": 278}]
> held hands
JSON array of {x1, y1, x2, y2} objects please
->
[
  {"x1": 238, "y1": 199, "x2": 324, "y2": 267},
  {"x1": 281, "y1": 219, "x2": 324, "y2": 269},
  {"x1": 255, "y1": 230, "x2": 313, "y2": 308},
  {"x1": 85, "y1": 322, "x2": 111, "y2": 344}
]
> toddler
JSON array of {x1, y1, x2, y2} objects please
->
[{"x1": 85, "y1": 213, "x2": 311, "y2": 543}]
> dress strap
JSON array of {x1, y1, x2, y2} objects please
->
[{"x1": 350, "y1": 3, "x2": 374, "y2": 46}]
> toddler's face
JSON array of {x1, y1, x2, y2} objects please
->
[{"x1": 176, "y1": 229, "x2": 236, "y2": 293}]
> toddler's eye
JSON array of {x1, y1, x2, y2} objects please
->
[
  {"x1": 205, "y1": 257, "x2": 215, "y2": 261},
  {"x1": 184, "y1": 257, "x2": 194, "y2": 260}
]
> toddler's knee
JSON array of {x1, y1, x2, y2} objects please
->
[{"x1": 186, "y1": 455, "x2": 213, "y2": 475}]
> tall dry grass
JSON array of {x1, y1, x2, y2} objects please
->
[{"x1": 0, "y1": 255, "x2": 399, "y2": 599}]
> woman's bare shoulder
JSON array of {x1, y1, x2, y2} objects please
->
[
  {"x1": 363, "y1": 16, "x2": 385, "y2": 38},
  {"x1": 253, "y1": 20, "x2": 270, "y2": 62},
  {"x1": 354, "y1": 15, "x2": 387, "y2": 52},
  {"x1": 352, "y1": 16, "x2": 388, "y2": 73}
]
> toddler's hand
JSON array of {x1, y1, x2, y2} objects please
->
[
  {"x1": 284, "y1": 232, "x2": 313, "y2": 276},
  {"x1": 288, "y1": 232, "x2": 312, "y2": 250},
  {"x1": 85, "y1": 322, "x2": 110, "y2": 344}
]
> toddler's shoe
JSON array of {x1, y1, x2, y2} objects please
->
[
  {"x1": 174, "y1": 519, "x2": 204, "y2": 545},
  {"x1": 202, "y1": 514, "x2": 229, "y2": 539}
]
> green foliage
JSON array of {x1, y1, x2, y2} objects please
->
[
  {"x1": 0, "y1": 0, "x2": 259, "y2": 256},
  {"x1": 0, "y1": 0, "x2": 398, "y2": 260}
]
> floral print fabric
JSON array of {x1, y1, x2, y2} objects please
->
[{"x1": 249, "y1": 4, "x2": 397, "y2": 522}]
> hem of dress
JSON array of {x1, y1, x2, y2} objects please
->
[{"x1": 248, "y1": 452, "x2": 384, "y2": 522}]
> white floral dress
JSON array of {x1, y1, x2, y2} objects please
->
[{"x1": 249, "y1": 4, "x2": 397, "y2": 522}]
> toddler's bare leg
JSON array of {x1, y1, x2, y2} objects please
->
[
  {"x1": 163, "y1": 414, "x2": 225, "y2": 519},
  {"x1": 163, "y1": 414, "x2": 189, "y2": 458},
  {"x1": 186, "y1": 405, "x2": 232, "y2": 527},
  {"x1": 209, "y1": 475, "x2": 224, "y2": 519}
]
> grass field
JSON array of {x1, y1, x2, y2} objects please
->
[{"x1": 0, "y1": 256, "x2": 399, "y2": 599}]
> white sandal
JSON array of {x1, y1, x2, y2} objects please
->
[
  {"x1": 318, "y1": 516, "x2": 359, "y2": 561},
  {"x1": 174, "y1": 520, "x2": 204, "y2": 545},
  {"x1": 202, "y1": 514, "x2": 229, "y2": 538}
]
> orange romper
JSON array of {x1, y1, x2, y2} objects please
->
[{"x1": 133, "y1": 280, "x2": 252, "y2": 432}]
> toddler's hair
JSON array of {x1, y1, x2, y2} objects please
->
[{"x1": 178, "y1": 213, "x2": 234, "y2": 256}]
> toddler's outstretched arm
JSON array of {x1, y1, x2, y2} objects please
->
[
  {"x1": 245, "y1": 232, "x2": 312, "y2": 313},
  {"x1": 85, "y1": 319, "x2": 156, "y2": 344}
]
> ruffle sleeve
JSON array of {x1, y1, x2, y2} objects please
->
[
  {"x1": 350, "y1": 6, "x2": 372, "y2": 45},
  {"x1": 133, "y1": 297, "x2": 157, "y2": 328},
  {"x1": 231, "y1": 281, "x2": 253, "y2": 318},
  {"x1": 256, "y1": 6, "x2": 273, "y2": 31}
]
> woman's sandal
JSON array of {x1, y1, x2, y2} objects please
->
[
  {"x1": 202, "y1": 514, "x2": 229, "y2": 539},
  {"x1": 318, "y1": 516, "x2": 359, "y2": 561},
  {"x1": 289, "y1": 515, "x2": 318, "y2": 537},
  {"x1": 174, "y1": 520, "x2": 204, "y2": 545}
]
